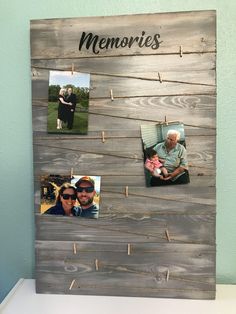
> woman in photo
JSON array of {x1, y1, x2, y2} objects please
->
[
  {"x1": 57, "y1": 88, "x2": 72, "y2": 129},
  {"x1": 44, "y1": 183, "x2": 78, "y2": 216}
]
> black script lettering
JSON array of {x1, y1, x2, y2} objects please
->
[
  {"x1": 144, "y1": 35, "x2": 153, "y2": 47},
  {"x1": 105, "y1": 37, "x2": 121, "y2": 49},
  {"x1": 151, "y1": 33, "x2": 162, "y2": 50},
  {"x1": 127, "y1": 36, "x2": 139, "y2": 48},
  {"x1": 138, "y1": 31, "x2": 146, "y2": 48},
  {"x1": 99, "y1": 38, "x2": 107, "y2": 49},
  {"x1": 79, "y1": 32, "x2": 99, "y2": 54},
  {"x1": 78, "y1": 31, "x2": 162, "y2": 54},
  {"x1": 120, "y1": 37, "x2": 129, "y2": 47}
]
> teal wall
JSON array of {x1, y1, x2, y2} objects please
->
[{"x1": 0, "y1": 0, "x2": 235, "y2": 302}]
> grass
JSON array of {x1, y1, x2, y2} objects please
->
[{"x1": 47, "y1": 102, "x2": 89, "y2": 134}]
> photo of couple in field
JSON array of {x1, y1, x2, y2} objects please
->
[{"x1": 47, "y1": 70, "x2": 90, "y2": 134}]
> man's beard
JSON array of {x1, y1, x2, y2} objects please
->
[{"x1": 78, "y1": 197, "x2": 93, "y2": 207}]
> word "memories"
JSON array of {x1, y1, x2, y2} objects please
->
[{"x1": 78, "y1": 31, "x2": 162, "y2": 54}]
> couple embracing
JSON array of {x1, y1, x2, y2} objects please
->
[{"x1": 57, "y1": 87, "x2": 76, "y2": 130}]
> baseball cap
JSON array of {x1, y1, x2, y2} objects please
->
[{"x1": 75, "y1": 176, "x2": 95, "y2": 188}]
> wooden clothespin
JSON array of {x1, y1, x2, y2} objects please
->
[
  {"x1": 101, "y1": 131, "x2": 105, "y2": 143},
  {"x1": 70, "y1": 168, "x2": 74, "y2": 179},
  {"x1": 127, "y1": 243, "x2": 131, "y2": 255},
  {"x1": 164, "y1": 116, "x2": 168, "y2": 125},
  {"x1": 95, "y1": 259, "x2": 99, "y2": 271},
  {"x1": 110, "y1": 89, "x2": 114, "y2": 101},
  {"x1": 73, "y1": 243, "x2": 77, "y2": 255},
  {"x1": 179, "y1": 45, "x2": 183, "y2": 58},
  {"x1": 125, "y1": 186, "x2": 129, "y2": 197},
  {"x1": 166, "y1": 269, "x2": 170, "y2": 281},
  {"x1": 71, "y1": 63, "x2": 74, "y2": 75},
  {"x1": 69, "y1": 279, "x2": 76, "y2": 290},
  {"x1": 165, "y1": 229, "x2": 171, "y2": 242},
  {"x1": 158, "y1": 72, "x2": 163, "y2": 83}
]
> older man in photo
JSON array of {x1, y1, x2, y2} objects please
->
[{"x1": 150, "y1": 129, "x2": 190, "y2": 186}]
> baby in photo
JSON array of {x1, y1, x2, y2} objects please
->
[{"x1": 145, "y1": 148, "x2": 169, "y2": 178}]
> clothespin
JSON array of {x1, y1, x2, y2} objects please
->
[
  {"x1": 125, "y1": 186, "x2": 129, "y2": 197},
  {"x1": 179, "y1": 45, "x2": 183, "y2": 58},
  {"x1": 127, "y1": 243, "x2": 131, "y2": 255},
  {"x1": 164, "y1": 116, "x2": 168, "y2": 125},
  {"x1": 101, "y1": 131, "x2": 105, "y2": 143},
  {"x1": 166, "y1": 269, "x2": 170, "y2": 281},
  {"x1": 165, "y1": 229, "x2": 171, "y2": 242},
  {"x1": 73, "y1": 243, "x2": 77, "y2": 254},
  {"x1": 69, "y1": 279, "x2": 76, "y2": 290},
  {"x1": 71, "y1": 63, "x2": 74, "y2": 75},
  {"x1": 158, "y1": 72, "x2": 163, "y2": 83},
  {"x1": 71, "y1": 168, "x2": 74, "y2": 179},
  {"x1": 110, "y1": 89, "x2": 114, "y2": 101},
  {"x1": 95, "y1": 259, "x2": 99, "y2": 271}
]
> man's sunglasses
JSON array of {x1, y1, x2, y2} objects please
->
[
  {"x1": 76, "y1": 187, "x2": 94, "y2": 193},
  {"x1": 61, "y1": 194, "x2": 77, "y2": 200}
]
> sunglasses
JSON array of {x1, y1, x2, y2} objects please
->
[
  {"x1": 76, "y1": 187, "x2": 94, "y2": 193},
  {"x1": 61, "y1": 194, "x2": 77, "y2": 200}
]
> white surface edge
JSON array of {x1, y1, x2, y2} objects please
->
[{"x1": 0, "y1": 279, "x2": 25, "y2": 309}]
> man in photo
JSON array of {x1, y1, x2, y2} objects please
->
[
  {"x1": 65, "y1": 87, "x2": 77, "y2": 130},
  {"x1": 75, "y1": 176, "x2": 99, "y2": 218},
  {"x1": 48, "y1": 71, "x2": 90, "y2": 134},
  {"x1": 150, "y1": 129, "x2": 190, "y2": 186}
]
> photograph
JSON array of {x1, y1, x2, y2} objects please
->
[
  {"x1": 40, "y1": 174, "x2": 101, "y2": 218},
  {"x1": 47, "y1": 70, "x2": 90, "y2": 134},
  {"x1": 141, "y1": 122, "x2": 190, "y2": 187}
]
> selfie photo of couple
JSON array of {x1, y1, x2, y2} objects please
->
[{"x1": 40, "y1": 174, "x2": 101, "y2": 219}]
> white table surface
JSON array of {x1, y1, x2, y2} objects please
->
[{"x1": 1, "y1": 279, "x2": 236, "y2": 314}]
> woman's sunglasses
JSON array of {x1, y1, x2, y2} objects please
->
[
  {"x1": 76, "y1": 187, "x2": 94, "y2": 193},
  {"x1": 61, "y1": 194, "x2": 77, "y2": 200}
]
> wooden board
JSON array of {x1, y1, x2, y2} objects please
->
[
  {"x1": 31, "y1": 10, "x2": 216, "y2": 299},
  {"x1": 36, "y1": 241, "x2": 215, "y2": 299}
]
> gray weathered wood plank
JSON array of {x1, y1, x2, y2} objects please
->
[
  {"x1": 35, "y1": 240, "x2": 215, "y2": 299},
  {"x1": 31, "y1": 53, "x2": 216, "y2": 76},
  {"x1": 34, "y1": 174, "x2": 215, "y2": 191},
  {"x1": 33, "y1": 134, "x2": 215, "y2": 176},
  {"x1": 33, "y1": 137, "x2": 143, "y2": 159},
  {"x1": 89, "y1": 95, "x2": 216, "y2": 129},
  {"x1": 31, "y1": 10, "x2": 216, "y2": 59},
  {"x1": 32, "y1": 70, "x2": 215, "y2": 100},
  {"x1": 36, "y1": 214, "x2": 215, "y2": 243},
  {"x1": 36, "y1": 272, "x2": 215, "y2": 299},
  {"x1": 89, "y1": 74, "x2": 215, "y2": 98},
  {"x1": 32, "y1": 101, "x2": 216, "y2": 134}
]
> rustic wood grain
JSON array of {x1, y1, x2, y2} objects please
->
[
  {"x1": 36, "y1": 214, "x2": 215, "y2": 243},
  {"x1": 33, "y1": 134, "x2": 215, "y2": 176},
  {"x1": 89, "y1": 74, "x2": 215, "y2": 98},
  {"x1": 31, "y1": 10, "x2": 216, "y2": 59},
  {"x1": 31, "y1": 53, "x2": 216, "y2": 78},
  {"x1": 35, "y1": 241, "x2": 215, "y2": 299},
  {"x1": 32, "y1": 68, "x2": 216, "y2": 99},
  {"x1": 36, "y1": 273, "x2": 215, "y2": 299},
  {"x1": 31, "y1": 11, "x2": 216, "y2": 299},
  {"x1": 34, "y1": 183, "x2": 215, "y2": 216},
  {"x1": 32, "y1": 102, "x2": 216, "y2": 134}
]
